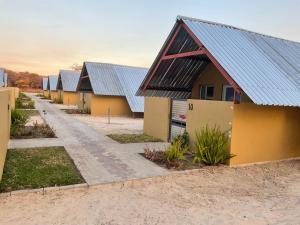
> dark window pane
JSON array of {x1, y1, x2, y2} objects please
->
[
  {"x1": 200, "y1": 86, "x2": 206, "y2": 99},
  {"x1": 225, "y1": 87, "x2": 234, "y2": 101},
  {"x1": 206, "y1": 86, "x2": 214, "y2": 99}
]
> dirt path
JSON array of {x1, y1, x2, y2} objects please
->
[{"x1": 0, "y1": 159, "x2": 299, "y2": 225}]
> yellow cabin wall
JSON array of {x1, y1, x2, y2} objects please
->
[
  {"x1": 186, "y1": 99, "x2": 234, "y2": 149},
  {"x1": 63, "y1": 92, "x2": 79, "y2": 105},
  {"x1": 0, "y1": 89, "x2": 11, "y2": 180},
  {"x1": 43, "y1": 90, "x2": 50, "y2": 97},
  {"x1": 78, "y1": 92, "x2": 92, "y2": 111},
  {"x1": 230, "y1": 103, "x2": 300, "y2": 165},
  {"x1": 143, "y1": 97, "x2": 170, "y2": 142},
  {"x1": 50, "y1": 91, "x2": 58, "y2": 100},
  {"x1": 90, "y1": 95, "x2": 132, "y2": 117}
]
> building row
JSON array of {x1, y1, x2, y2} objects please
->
[{"x1": 42, "y1": 15, "x2": 300, "y2": 165}]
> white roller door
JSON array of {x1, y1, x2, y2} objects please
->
[{"x1": 170, "y1": 99, "x2": 187, "y2": 141}]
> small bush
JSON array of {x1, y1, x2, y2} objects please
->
[
  {"x1": 144, "y1": 146, "x2": 165, "y2": 163},
  {"x1": 193, "y1": 126, "x2": 234, "y2": 165},
  {"x1": 11, "y1": 109, "x2": 29, "y2": 127},
  {"x1": 164, "y1": 140, "x2": 186, "y2": 163},
  {"x1": 172, "y1": 130, "x2": 190, "y2": 149},
  {"x1": 52, "y1": 98, "x2": 63, "y2": 104}
]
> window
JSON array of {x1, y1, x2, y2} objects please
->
[
  {"x1": 222, "y1": 85, "x2": 241, "y2": 102},
  {"x1": 200, "y1": 85, "x2": 214, "y2": 100}
]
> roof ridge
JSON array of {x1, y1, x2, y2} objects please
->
[
  {"x1": 85, "y1": 61, "x2": 148, "y2": 70},
  {"x1": 177, "y1": 15, "x2": 300, "y2": 45}
]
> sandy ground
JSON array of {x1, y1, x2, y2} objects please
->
[
  {"x1": 70, "y1": 114, "x2": 143, "y2": 134},
  {"x1": 0, "y1": 159, "x2": 299, "y2": 225},
  {"x1": 25, "y1": 114, "x2": 44, "y2": 126}
]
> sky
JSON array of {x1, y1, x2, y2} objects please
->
[{"x1": 0, "y1": 0, "x2": 299, "y2": 75}]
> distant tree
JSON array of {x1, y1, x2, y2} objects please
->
[{"x1": 70, "y1": 63, "x2": 82, "y2": 71}]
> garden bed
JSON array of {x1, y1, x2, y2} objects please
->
[
  {"x1": 0, "y1": 147, "x2": 84, "y2": 192},
  {"x1": 107, "y1": 133, "x2": 162, "y2": 143},
  {"x1": 141, "y1": 146, "x2": 203, "y2": 170},
  {"x1": 16, "y1": 93, "x2": 35, "y2": 109},
  {"x1": 11, "y1": 123, "x2": 56, "y2": 139},
  {"x1": 62, "y1": 109, "x2": 91, "y2": 114}
]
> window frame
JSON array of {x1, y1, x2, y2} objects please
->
[{"x1": 200, "y1": 85, "x2": 214, "y2": 100}]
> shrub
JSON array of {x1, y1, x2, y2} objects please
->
[
  {"x1": 193, "y1": 126, "x2": 234, "y2": 165},
  {"x1": 172, "y1": 130, "x2": 190, "y2": 149},
  {"x1": 164, "y1": 140, "x2": 186, "y2": 163},
  {"x1": 11, "y1": 110, "x2": 29, "y2": 127},
  {"x1": 10, "y1": 110, "x2": 29, "y2": 136},
  {"x1": 52, "y1": 98, "x2": 63, "y2": 104},
  {"x1": 144, "y1": 146, "x2": 165, "y2": 163}
]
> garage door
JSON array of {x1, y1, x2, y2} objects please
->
[{"x1": 170, "y1": 99, "x2": 188, "y2": 141}]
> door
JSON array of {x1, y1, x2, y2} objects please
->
[{"x1": 169, "y1": 99, "x2": 188, "y2": 141}]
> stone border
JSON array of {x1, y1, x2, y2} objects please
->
[{"x1": 0, "y1": 183, "x2": 88, "y2": 197}]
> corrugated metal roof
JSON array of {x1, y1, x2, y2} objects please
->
[
  {"x1": 48, "y1": 75, "x2": 58, "y2": 91},
  {"x1": 42, "y1": 77, "x2": 48, "y2": 90},
  {"x1": 58, "y1": 70, "x2": 81, "y2": 92},
  {"x1": 0, "y1": 69, "x2": 4, "y2": 87},
  {"x1": 179, "y1": 16, "x2": 300, "y2": 107},
  {"x1": 84, "y1": 62, "x2": 148, "y2": 112}
]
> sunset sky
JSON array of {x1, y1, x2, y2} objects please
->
[{"x1": 0, "y1": 0, "x2": 299, "y2": 75}]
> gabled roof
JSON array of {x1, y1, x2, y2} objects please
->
[
  {"x1": 0, "y1": 69, "x2": 5, "y2": 87},
  {"x1": 57, "y1": 70, "x2": 80, "y2": 92},
  {"x1": 47, "y1": 75, "x2": 58, "y2": 91},
  {"x1": 138, "y1": 16, "x2": 300, "y2": 107},
  {"x1": 42, "y1": 77, "x2": 48, "y2": 90},
  {"x1": 78, "y1": 62, "x2": 148, "y2": 112}
]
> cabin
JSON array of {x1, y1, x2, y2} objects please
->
[
  {"x1": 137, "y1": 16, "x2": 300, "y2": 165},
  {"x1": 42, "y1": 77, "x2": 49, "y2": 97},
  {"x1": 77, "y1": 62, "x2": 148, "y2": 117},
  {"x1": 56, "y1": 70, "x2": 81, "y2": 105},
  {"x1": 0, "y1": 69, "x2": 7, "y2": 87},
  {"x1": 47, "y1": 75, "x2": 59, "y2": 101}
]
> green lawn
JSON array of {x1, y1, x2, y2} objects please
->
[
  {"x1": 17, "y1": 109, "x2": 40, "y2": 117},
  {"x1": 0, "y1": 147, "x2": 84, "y2": 192},
  {"x1": 107, "y1": 133, "x2": 162, "y2": 144}
]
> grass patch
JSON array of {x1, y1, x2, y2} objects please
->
[
  {"x1": 107, "y1": 133, "x2": 162, "y2": 143},
  {"x1": 11, "y1": 123, "x2": 56, "y2": 139},
  {"x1": 0, "y1": 147, "x2": 84, "y2": 192},
  {"x1": 17, "y1": 109, "x2": 40, "y2": 117}
]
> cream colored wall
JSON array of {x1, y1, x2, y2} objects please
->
[
  {"x1": 0, "y1": 89, "x2": 11, "y2": 180},
  {"x1": 186, "y1": 99, "x2": 234, "y2": 149},
  {"x1": 63, "y1": 92, "x2": 79, "y2": 106},
  {"x1": 78, "y1": 92, "x2": 92, "y2": 110},
  {"x1": 90, "y1": 95, "x2": 132, "y2": 117},
  {"x1": 191, "y1": 64, "x2": 229, "y2": 100},
  {"x1": 43, "y1": 90, "x2": 50, "y2": 97},
  {"x1": 230, "y1": 103, "x2": 300, "y2": 165},
  {"x1": 3, "y1": 87, "x2": 19, "y2": 110},
  {"x1": 144, "y1": 97, "x2": 171, "y2": 142},
  {"x1": 50, "y1": 91, "x2": 58, "y2": 100}
]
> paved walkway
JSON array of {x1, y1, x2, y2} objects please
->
[{"x1": 19, "y1": 94, "x2": 168, "y2": 185}]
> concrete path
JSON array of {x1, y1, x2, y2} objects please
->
[
  {"x1": 9, "y1": 138, "x2": 63, "y2": 149},
  {"x1": 24, "y1": 94, "x2": 168, "y2": 185}
]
